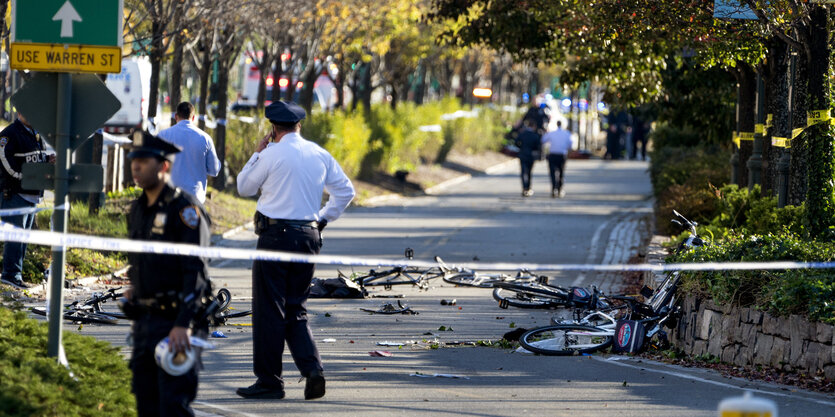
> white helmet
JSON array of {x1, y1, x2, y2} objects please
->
[{"x1": 154, "y1": 337, "x2": 197, "y2": 376}]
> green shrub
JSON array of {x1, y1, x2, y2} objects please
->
[
  {"x1": 304, "y1": 110, "x2": 373, "y2": 178},
  {"x1": 223, "y1": 117, "x2": 271, "y2": 179},
  {"x1": 670, "y1": 233, "x2": 835, "y2": 323},
  {"x1": 0, "y1": 307, "x2": 136, "y2": 416}
]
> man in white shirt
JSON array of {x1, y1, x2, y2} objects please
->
[
  {"x1": 157, "y1": 102, "x2": 221, "y2": 203},
  {"x1": 235, "y1": 101, "x2": 355, "y2": 401},
  {"x1": 541, "y1": 120, "x2": 573, "y2": 198}
]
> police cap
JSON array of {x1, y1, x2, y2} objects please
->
[
  {"x1": 265, "y1": 101, "x2": 306, "y2": 124},
  {"x1": 127, "y1": 131, "x2": 181, "y2": 162}
]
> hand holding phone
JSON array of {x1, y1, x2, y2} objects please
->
[{"x1": 256, "y1": 129, "x2": 274, "y2": 153}]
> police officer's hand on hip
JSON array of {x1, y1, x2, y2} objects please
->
[{"x1": 235, "y1": 101, "x2": 355, "y2": 400}]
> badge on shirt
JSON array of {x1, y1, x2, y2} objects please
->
[
  {"x1": 151, "y1": 212, "x2": 167, "y2": 235},
  {"x1": 0, "y1": 137, "x2": 7, "y2": 147},
  {"x1": 180, "y1": 206, "x2": 200, "y2": 229}
]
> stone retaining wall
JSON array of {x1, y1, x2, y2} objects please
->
[
  {"x1": 671, "y1": 296, "x2": 835, "y2": 380},
  {"x1": 642, "y1": 234, "x2": 834, "y2": 380}
]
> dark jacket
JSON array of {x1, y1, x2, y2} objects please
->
[
  {"x1": 127, "y1": 183, "x2": 212, "y2": 328},
  {"x1": 515, "y1": 128, "x2": 542, "y2": 161},
  {"x1": 0, "y1": 119, "x2": 48, "y2": 196}
]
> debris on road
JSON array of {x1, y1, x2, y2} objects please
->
[
  {"x1": 211, "y1": 331, "x2": 227, "y2": 338},
  {"x1": 440, "y1": 299, "x2": 456, "y2": 305},
  {"x1": 322, "y1": 338, "x2": 337, "y2": 343},
  {"x1": 377, "y1": 341, "x2": 414, "y2": 347},
  {"x1": 360, "y1": 300, "x2": 418, "y2": 315},
  {"x1": 369, "y1": 350, "x2": 393, "y2": 357},
  {"x1": 409, "y1": 372, "x2": 470, "y2": 379}
]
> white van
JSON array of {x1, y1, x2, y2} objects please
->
[{"x1": 103, "y1": 57, "x2": 152, "y2": 134}]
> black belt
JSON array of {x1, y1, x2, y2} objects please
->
[{"x1": 256, "y1": 212, "x2": 318, "y2": 229}]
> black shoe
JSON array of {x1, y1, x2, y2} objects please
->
[
  {"x1": 1, "y1": 275, "x2": 26, "y2": 288},
  {"x1": 236, "y1": 382, "x2": 285, "y2": 399},
  {"x1": 304, "y1": 371, "x2": 326, "y2": 400}
]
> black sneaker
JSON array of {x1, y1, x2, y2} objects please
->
[
  {"x1": 1, "y1": 275, "x2": 26, "y2": 288},
  {"x1": 236, "y1": 382, "x2": 285, "y2": 399},
  {"x1": 304, "y1": 371, "x2": 326, "y2": 400}
]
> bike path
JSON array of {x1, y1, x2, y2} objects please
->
[{"x1": 60, "y1": 158, "x2": 834, "y2": 416}]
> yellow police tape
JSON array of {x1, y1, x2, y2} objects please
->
[{"x1": 737, "y1": 110, "x2": 833, "y2": 149}]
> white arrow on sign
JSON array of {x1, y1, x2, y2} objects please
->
[{"x1": 52, "y1": 1, "x2": 83, "y2": 38}]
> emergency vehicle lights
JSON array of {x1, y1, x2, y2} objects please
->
[{"x1": 472, "y1": 88, "x2": 493, "y2": 98}]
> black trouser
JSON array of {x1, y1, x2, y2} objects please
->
[
  {"x1": 252, "y1": 224, "x2": 322, "y2": 389},
  {"x1": 547, "y1": 154, "x2": 567, "y2": 192},
  {"x1": 131, "y1": 316, "x2": 204, "y2": 417},
  {"x1": 519, "y1": 157, "x2": 535, "y2": 191}
]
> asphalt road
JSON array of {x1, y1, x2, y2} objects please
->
[{"x1": 47, "y1": 159, "x2": 835, "y2": 416}]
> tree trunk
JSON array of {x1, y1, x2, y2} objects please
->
[
  {"x1": 197, "y1": 43, "x2": 211, "y2": 131},
  {"x1": 256, "y1": 49, "x2": 274, "y2": 113},
  {"x1": 804, "y1": 6, "x2": 834, "y2": 238},
  {"x1": 360, "y1": 61, "x2": 372, "y2": 115},
  {"x1": 735, "y1": 63, "x2": 757, "y2": 188},
  {"x1": 789, "y1": 44, "x2": 809, "y2": 206},
  {"x1": 148, "y1": 14, "x2": 164, "y2": 127},
  {"x1": 333, "y1": 60, "x2": 345, "y2": 110},
  {"x1": 168, "y1": 4, "x2": 185, "y2": 126},
  {"x1": 414, "y1": 60, "x2": 427, "y2": 105},
  {"x1": 762, "y1": 38, "x2": 788, "y2": 194},
  {"x1": 212, "y1": 56, "x2": 231, "y2": 190},
  {"x1": 299, "y1": 62, "x2": 318, "y2": 113},
  {"x1": 271, "y1": 55, "x2": 284, "y2": 102}
]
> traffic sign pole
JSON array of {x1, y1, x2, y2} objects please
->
[{"x1": 46, "y1": 73, "x2": 72, "y2": 357}]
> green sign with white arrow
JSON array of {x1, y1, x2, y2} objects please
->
[{"x1": 12, "y1": 0, "x2": 123, "y2": 46}]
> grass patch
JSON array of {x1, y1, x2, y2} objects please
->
[{"x1": 0, "y1": 306, "x2": 136, "y2": 416}]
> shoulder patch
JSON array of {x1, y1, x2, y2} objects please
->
[
  {"x1": 0, "y1": 137, "x2": 7, "y2": 147},
  {"x1": 179, "y1": 205, "x2": 200, "y2": 229}
]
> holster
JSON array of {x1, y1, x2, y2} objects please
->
[{"x1": 254, "y1": 211, "x2": 267, "y2": 235}]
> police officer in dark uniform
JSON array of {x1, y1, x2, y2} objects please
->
[
  {"x1": 0, "y1": 111, "x2": 51, "y2": 287},
  {"x1": 236, "y1": 101, "x2": 355, "y2": 400},
  {"x1": 120, "y1": 131, "x2": 212, "y2": 417}
]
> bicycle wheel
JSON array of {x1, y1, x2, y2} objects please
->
[
  {"x1": 64, "y1": 311, "x2": 120, "y2": 325},
  {"x1": 519, "y1": 325, "x2": 612, "y2": 356},
  {"x1": 31, "y1": 307, "x2": 120, "y2": 324},
  {"x1": 493, "y1": 282, "x2": 570, "y2": 299},
  {"x1": 217, "y1": 308, "x2": 252, "y2": 319},
  {"x1": 492, "y1": 287, "x2": 558, "y2": 309},
  {"x1": 216, "y1": 288, "x2": 232, "y2": 311}
]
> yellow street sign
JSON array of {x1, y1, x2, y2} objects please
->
[{"x1": 10, "y1": 43, "x2": 120, "y2": 73}]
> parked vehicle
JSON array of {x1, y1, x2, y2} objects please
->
[{"x1": 103, "y1": 57, "x2": 156, "y2": 134}]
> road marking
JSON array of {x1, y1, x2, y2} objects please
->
[
  {"x1": 595, "y1": 356, "x2": 835, "y2": 407},
  {"x1": 194, "y1": 401, "x2": 259, "y2": 417},
  {"x1": 572, "y1": 217, "x2": 614, "y2": 286}
]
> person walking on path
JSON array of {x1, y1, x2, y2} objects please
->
[
  {"x1": 0, "y1": 111, "x2": 52, "y2": 287},
  {"x1": 235, "y1": 101, "x2": 355, "y2": 400},
  {"x1": 541, "y1": 120, "x2": 572, "y2": 198},
  {"x1": 515, "y1": 120, "x2": 542, "y2": 197},
  {"x1": 158, "y1": 102, "x2": 221, "y2": 203},
  {"x1": 121, "y1": 132, "x2": 213, "y2": 417}
]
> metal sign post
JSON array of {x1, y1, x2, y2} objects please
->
[{"x1": 9, "y1": 0, "x2": 123, "y2": 359}]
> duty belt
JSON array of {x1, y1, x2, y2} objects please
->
[{"x1": 256, "y1": 212, "x2": 318, "y2": 229}]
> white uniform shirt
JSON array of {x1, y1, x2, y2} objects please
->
[
  {"x1": 236, "y1": 132, "x2": 355, "y2": 222},
  {"x1": 541, "y1": 128, "x2": 573, "y2": 155}
]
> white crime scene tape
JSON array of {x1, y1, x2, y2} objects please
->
[
  {"x1": 0, "y1": 223, "x2": 834, "y2": 272},
  {"x1": 0, "y1": 204, "x2": 68, "y2": 217}
]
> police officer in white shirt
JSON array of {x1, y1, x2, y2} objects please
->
[
  {"x1": 235, "y1": 101, "x2": 355, "y2": 401},
  {"x1": 541, "y1": 120, "x2": 573, "y2": 198}
]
